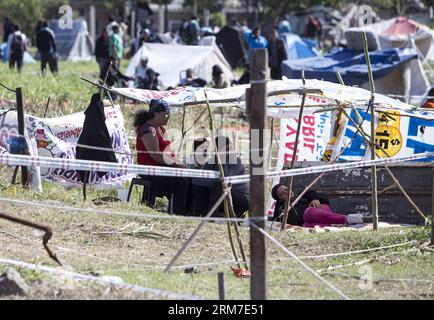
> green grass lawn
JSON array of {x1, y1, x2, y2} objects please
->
[{"x1": 0, "y1": 56, "x2": 433, "y2": 300}]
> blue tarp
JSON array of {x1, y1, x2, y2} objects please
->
[
  {"x1": 282, "y1": 48, "x2": 418, "y2": 85},
  {"x1": 283, "y1": 33, "x2": 318, "y2": 60}
]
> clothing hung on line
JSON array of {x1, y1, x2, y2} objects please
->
[{"x1": 75, "y1": 93, "x2": 117, "y2": 183}]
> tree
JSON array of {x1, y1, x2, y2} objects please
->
[
  {"x1": 0, "y1": 0, "x2": 44, "y2": 36},
  {"x1": 0, "y1": 0, "x2": 70, "y2": 38}
]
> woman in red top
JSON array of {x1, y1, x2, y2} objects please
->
[{"x1": 134, "y1": 99, "x2": 189, "y2": 215}]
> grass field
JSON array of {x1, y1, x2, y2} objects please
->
[{"x1": 0, "y1": 57, "x2": 433, "y2": 300}]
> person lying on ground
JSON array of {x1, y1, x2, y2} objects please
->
[
  {"x1": 192, "y1": 136, "x2": 249, "y2": 217},
  {"x1": 271, "y1": 184, "x2": 363, "y2": 228},
  {"x1": 134, "y1": 99, "x2": 189, "y2": 215}
]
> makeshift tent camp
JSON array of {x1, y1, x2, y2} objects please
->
[
  {"x1": 352, "y1": 17, "x2": 434, "y2": 62},
  {"x1": 125, "y1": 43, "x2": 234, "y2": 88},
  {"x1": 282, "y1": 33, "x2": 319, "y2": 60},
  {"x1": 48, "y1": 19, "x2": 94, "y2": 62},
  {"x1": 215, "y1": 25, "x2": 247, "y2": 68},
  {"x1": 1, "y1": 43, "x2": 36, "y2": 64},
  {"x1": 281, "y1": 47, "x2": 430, "y2": 104}
]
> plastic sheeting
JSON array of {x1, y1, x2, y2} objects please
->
[
  {"x1": 125, "y1": 43, "x2": 234, "y2": 88},
  {"x1": 282, "y1": 33, "x2": 318, "y2": 60},
  {"x1": 282, "y1": 48, "x2": 418, "y2": 85},
  {"x1": 48, "y1": 19, "x2": 94, "y2": 62}
]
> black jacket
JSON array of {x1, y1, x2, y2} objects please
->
[
  {"x1": 36, "y1": 28, "x2": 56, "y2": 53},
  {"x1": 95, "y1": 36, "x2": 109, "y2": 59},
  {"x1": 273, "y1": 190, "x2": 329, "y2": 226},
  {"x1": 75, "y1": 93, "x2": 118, "y2": 183}
]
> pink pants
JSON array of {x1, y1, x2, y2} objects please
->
[{"x1": 303, "y1": 204, "x2": 347, "y2": 228}]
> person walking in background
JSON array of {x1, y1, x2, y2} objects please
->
[
  {"x1": 108, "y1": 24, "x2": 123, "y2": 69},
  {"x1": 2, "y1": 17, "x2": 14, "y2": 43},
  {"x1": 267, "y1": 27, "x2": 287, "y2": 80},
  {"x1": 244, "y1": 27, "x2": 268, "y2": 64},
  {"x1": 36, "y1": 21, "x2": 58, "y2": 76},
  {"x1": 7, "y1": 25, "x2": 27, "y2": 73},
  {"x1": 95, "y1": 29, "x2": 109, "y2": 79}
]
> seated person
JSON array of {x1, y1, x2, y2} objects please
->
[
  {"x1": 192, "y1": 136, "x2": 249, "y2": 217},
  {"x1": 179, "y1": 68, "x2": 207, "y2": 87},
  {"x1": 134, "y1": 98, "x2": 189, "y2": 215},
  {"x1": 271, "y1": 184, "x2": 363, "y2": 228},
  {"x1": 185, "y1": 137, "x2": 210, "y2": 169},
  {"x1": 134, "y1": 56, "x2": 160, "y2": 90}
]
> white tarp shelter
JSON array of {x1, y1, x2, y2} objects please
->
[{"x1": 125, "y1": 43, "x2": 234, "y2": 88}]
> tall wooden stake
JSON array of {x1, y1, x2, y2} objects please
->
[
  {"x1": 281, "y1": 70, "x2": 306, "y2": 230},
  {"x1": 16, "y1": 87, "x2": 28, "y2": 186},
  {"x1": 432, "y1": 167, "x2": 434, "y2": 245},
  {"x1": 248, "y1": 49, "x2": 267, "y2": 300},
  {"x1": 362, "y1": 32, "x2": 379, "y2": 231}
]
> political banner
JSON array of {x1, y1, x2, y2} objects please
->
[{"x1": 0, "y1": 106, "x2": 133, "y2": 188}]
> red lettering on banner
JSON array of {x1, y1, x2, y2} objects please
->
[
  {"x1": 303, "y1": 115, "x2": 315, "y2": 126},
  {"x1": 302, "y1": 126, "x2": 315, "y2": 137},
  {"x1": 286, "y1": 123, "x2": 297, "y2": 137}
]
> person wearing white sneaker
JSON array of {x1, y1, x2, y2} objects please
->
[{"x1": 271, "y1": 184, "x2": 363, "y2": 228}]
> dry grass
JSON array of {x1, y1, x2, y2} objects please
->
[{"x1": 0, "y1": 57, "x2": 433, "y2": 300}]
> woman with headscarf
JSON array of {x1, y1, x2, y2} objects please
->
[{"x1": 134, "y1": 99, "x2": 189, "y2": 215}]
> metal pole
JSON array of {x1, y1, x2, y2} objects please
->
[
  {"x1": 15, "y1": 87, "x2": 28, "y2": 186},
  {"x1": 249, "y1": 49, "x2": 268, "y2": 300}
]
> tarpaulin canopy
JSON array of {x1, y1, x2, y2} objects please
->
[
  {"x1": 109, "y1": 79, "x2": 434, "y2": 120},
  {"x1": 215, "y1": 25, "x2": 247, "y2": 68},
  {"x1": 48, "y1": 19, "x2": 94, "y2": 62},
  {"x1": 349, "y1": 17, "x2": 434, "y2": 62},
  {"x1": 125, "y1": 43, "x2": 234, "y2": 88},
  {"x1": 282, "y1": 47, "x2": 418, "y2": 86},
  {"x1": 283, "y1": 33, "x2": 319, "y2": 60}
]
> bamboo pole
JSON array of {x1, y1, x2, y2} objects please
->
[
  {"x1": 204, "y1": 91, "x2": 248, "y2": 269},
  {"x1": 163, "y1": 190, "x2": 229, "y2": 272},
  {"x1": 363, "y1": 32, "x2": 378, "y2": 229},
  {"x1": 281, "y1": 70, "x2": 306, "y2": 230},
  {"x1": 339, "y1": 105, "x2": 429, "y2": 223}
]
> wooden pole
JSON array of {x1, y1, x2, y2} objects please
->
[
  {"x1": 362, "y1": 32, "x2": 379, "y2": 231},
  {"x1": 432, "y1": 167, "x2": 434, "y2": 245},
  {"x1": 15, "y1": 87, "x2": 28, "y2": 186},
  {"x1": 218, "y1": 272, "x2": 225, "y2": 300},
  {"x1": 281, "y1": 70, "x2": 306, "y2": 230},
  {"x1": 249, "y1": 48, "x2": 267, "y2": 300},
  {"x1": 163, "y1": 190, "x2": 229, "y2": 272},
  {"x1": 0, "y1": 211, "x2": 61, "y2": 265}
]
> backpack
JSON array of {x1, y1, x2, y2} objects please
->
[
  {"x1": 186, "y1": 21, "x2": 199, "y2": 44},
  {"x1": 11, "y1": 34, "x2": 23, "y2": 54}
]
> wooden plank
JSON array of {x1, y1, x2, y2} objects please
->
[{"x1": 249, "y1": 49, "x2": 268, "y2": 300}]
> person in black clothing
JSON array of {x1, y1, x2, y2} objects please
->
[
  {"x1": 267, "y1": 27, "x2": 287, "y2": 80},
  {"x1": 95, "y1": 29, "x2": 110, "y2": 79},
  {"x1": 8, "y1": 25, "x2": 25, "y2": 73},
  {"x1": 271, "y1": 184, "x2": 363, "y2": 227},
  {"x1": 192, "y1": 136, "x2": 249, "y2": 217},
  {"x1": 3, "y1": 18, "x2": 14, "y2": 43},
  {"x1": 100, "y1": 56, "x2": 133, "y2": 87},
  {"x1": 36, "y1": 21, "x2": 58, "y2": 76}
]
